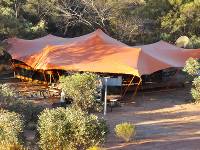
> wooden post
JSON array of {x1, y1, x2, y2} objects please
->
[
  {"x1": 134, "y1": 77, "x2": 142, "y2": 96},
  {"x1": 121, "y1": 75, "x2": 135, "y2": 99}
]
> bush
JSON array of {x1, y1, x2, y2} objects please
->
[
  {"x1": 7, "y1": 100, "x2": 44, "y2": 124},
  {"x1": 1, "y1": 99, "x2": 44, "y2": 127},
  {"x1": 183, "y1": 58, "x2": 200, "y2": 76},
  {"x1": 191, "y1": 76, "x2": 200, "y2": 103},
  {"x1": 183, "y1": 58, "x2": 200, "y2": 102},
  {"x1": 187, "y1": 35, "x2": 200, "y2": 49},
  {"x1": 0, "y1": 109, "x2": 24, "y2": 144},
  {"x1": 0, "y1": 142, "x2": 26, "y2": 150},
  {"x1": 115, "y1": 122, "x2": 136, "y2": 142},
  {"x1": 87, "y1": 146, "x2": 104, "y2": 150},
  {"x1": 59, "y1": 72, "x2": 101, "y2": 112},
  {"x1": 0, "y1": 83, "x2": 16, "y2": 98},
  {"x1": 0, "y1": 83, "x2": 44, "y2": 127},
  {"x1": 38, "y1": 107, "x2": 108, "y2": 150}
]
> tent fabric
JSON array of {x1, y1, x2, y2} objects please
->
[
  {"x1": 23, "y1": 30, "x2": 141, "y2": 76},
  {"x1": 6, "y1": 34, "x2": 69, "y2": 60},
  {"x1": 6, "y1": 29, "x2": 200, "y2": 77},
  {"x1": 134, "y1": 41, "x2": 200, "y2": 75},
  {"x1": 6, "y1": 29, "x2": 126, "y2": 61}
]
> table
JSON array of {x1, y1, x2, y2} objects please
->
[{"x1": 109, "y1": 99, "x2": 118, "y2": 112}]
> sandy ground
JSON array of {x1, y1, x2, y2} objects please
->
[
  {"x1": 2, "y1": 76, "x2": 200, "y2": 150},
  {"x1": 101, "y1": 87, "x2": 200, "y2": 150}
]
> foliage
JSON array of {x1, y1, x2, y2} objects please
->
[
  {"x1": 38, "y1": 107, "x2": 108, "y2": 150},
  {"x1": 183, "y1": 58, "x2": 200, "y2": 76},
  {"x1": 87, "y1": 146, "x2": 104, "y2": 150},
  {"x1": 0, "y1": 42, "x2": 12, "y2": 72},
  {"x1": 6, "y1": 100, "x2": 44, "y2": 125},
  {"x1": 0, "y1": 0, "x2": 200, "y2": 46},
  {"x1": 0, "y1": 84, "x2": 16, "y2": 98},
  {"x1": 0, "y1": 142, "x2": 26, "y2": 150},
  {"x1": 0, "y1": 0, "x2": 47, "y2": 40},
  {"x1": 0, "y1": 109, "x2": 24, "y2": 144},
  {"x1": 191, "y1": 76, "x2": 200, "y2": 103},
  {"x1": 115, "y1": 122, "x2": 136, "y2": 142},
  {"x1": 188, "y1": 35, "x2": 200, "y2": 49},
  {"x1": 59, "y1": 72, "x2": 100, "y2": 112},
  {"x1": 183, "y1": 57, "x2": 200, "y2": 103},
  {"x1": 160, "y1": 0, "x2": 200, "y2": 42},
  {"x1": 0, "y1": 85, "x2": 44, "y2": 127}
]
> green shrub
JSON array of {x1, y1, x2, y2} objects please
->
[
  {"x1": 0, "y1": 109, "x2": 24, "y2": 144},
  {"x1": 187, "y1": 35, "x2": 200, "y2": 49},
  {"x1": 8, "y1": 100, "x2": 44, "y2": 124},
  {"x1": 87, "y1": 146, "x2": 104, "y2": 150},
  {"x1": 183, "y1": 58, "x2": 200, "y2": 76},
  {"x1": 0, "y1": 142, "x2": 26, "y2": 150},
  {"x1": 38, "y1": 107, "x2": 108, "y2": 150},
  {"x1": 0, "y1": 84, "x2": 44, "y2": 127},
  {"x1": 183, "y1": 58, "x2": 200, "y2": 102},
  {"x1": 0, "y1": 83, "x2": 16, "y2": 98},
  {"x1": 59, "y1": 72, "x2": 101, "y2": 112},
  {"x1": 191, "y1": 76, "x2": 200, "y2": 103},
  {"x1": 2, "y1": 99, "x2": 44, "y2": 127},
  {"x1": 115, "y1": 122, "x2": 136, "y2": 142}
]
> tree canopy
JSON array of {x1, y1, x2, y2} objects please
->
[{"x1": 0, "y1": 0, "x2": 200, "y2": 46}]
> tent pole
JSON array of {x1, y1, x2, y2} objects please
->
[
  {"x1": 43, "y1": 70, "x2": 48, "y2": 84},
  {"x1": 52, "y1": 72, "x2": 56, "y2": 83},
  {"x1": 104, "y1": 77, "x2": 108, "y2": 116},
  {"x1": 10, "y1": 60, "x2": 16, "y2": 78},
  {"x1": 30, "y1": 70, "x2": 34, "y2": 82},
  {"x1": 52, "y1": 74, "x2": 55, "y2": 83},
  {"x1": 121, "y1": 75, "x2": 135, "y2": 99},
  {"x1": 57, "y1": 71, "x2": 60, "y2": 77},
  {"x1": 57, "y1": 71, "x2": 61, "y2": 81},
  {"x1": 141, "y1": 76, "x2": 147, "y2": 101},
  {"x1": 133, "y1": 77, "x2": 142, "y2": 97},
  {"x1": 50, "y1": 74, "x2": 52, "y2": 84}
]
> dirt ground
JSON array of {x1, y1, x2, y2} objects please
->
[
  {"x1": 2, "y1": 75, "x2": 200, "y2": 149},
  {"x1": 101, "y1": 87, "x2": 200, "y2": 150}
]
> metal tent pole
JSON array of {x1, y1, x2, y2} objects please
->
[{"x1": 104, "y1": 77, "x2": 108, "y2": 116}]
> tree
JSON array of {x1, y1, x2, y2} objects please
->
[
  {"x1": 1, "y1": 0, "x2": 200, "y2": 46},
  {"x1": 23, "y1": 0, "x2": 145, "y2": 44},
  {"x1": 0, "y1": 0, "x2": 47, "y2": 40},
  {"x1": 161, "y1": 0, "x2": 200, "y2": 41}
]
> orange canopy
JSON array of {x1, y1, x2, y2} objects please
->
[
  {"x1": 134, "y1": 41, "x2": 200, "y2": 75},
  {"x1": 6, "y1": 29, "x2": 200, "y2": 77}
]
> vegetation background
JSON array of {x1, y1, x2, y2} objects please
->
[{"x1": 0, "y1": 0, "x2": 200, "y2": 47}]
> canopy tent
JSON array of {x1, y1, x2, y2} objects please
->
[
  {"x1": 6, "y1": 29, "x2": 200, "y2": 78},
  {"x1": 6, "y1": 29, "x2": 126, "y2": 61},
  {"x1": 134, "y1": 41, "x2": 200, "y2": 75},
  {"x1": 6, "y1": 34, "x2": 69, "y2": 61}
]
